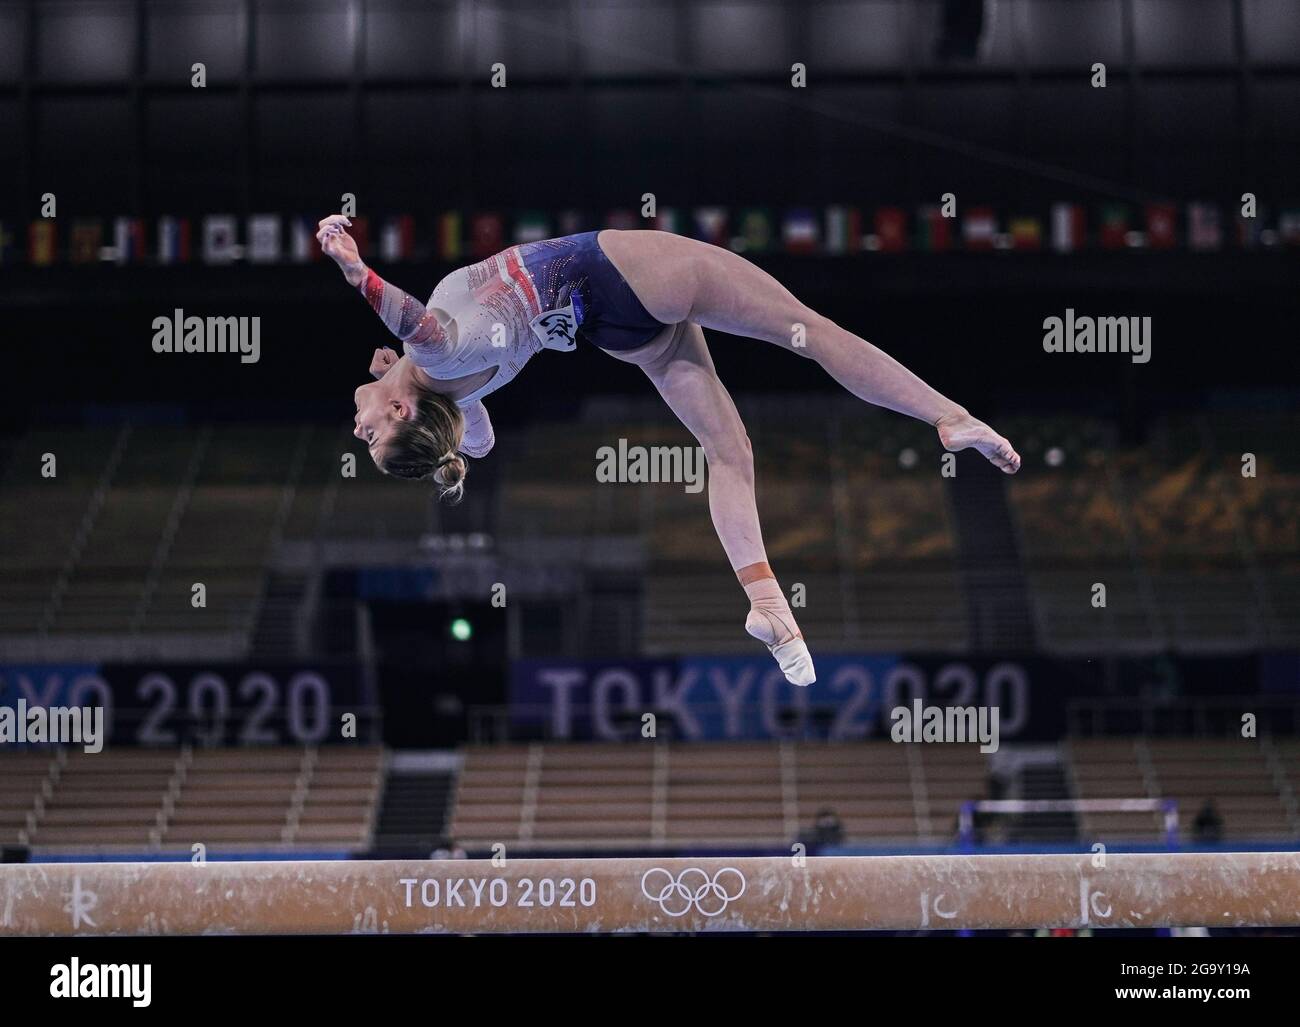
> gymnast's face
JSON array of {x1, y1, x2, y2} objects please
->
[{"x1": 353, "y1": 377, "x2": 410, "y2": 454}]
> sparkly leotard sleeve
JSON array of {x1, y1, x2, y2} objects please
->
[
  {"x1": 458, "y1": 400, "x2": 495, "y2": 458},
  {"x1": 358, "y1": 267, "x2": 450, "y2": 363}
]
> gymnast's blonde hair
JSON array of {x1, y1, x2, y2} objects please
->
[{"x1": 374, "y1": 378, "x2": 468, "y2": 503}]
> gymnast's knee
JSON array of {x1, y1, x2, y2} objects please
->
[{"x1": 704, "y1": 430, "x2": 754, "y2": 480}]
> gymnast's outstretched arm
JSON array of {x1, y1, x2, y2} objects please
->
[{"x1": 316, "y1": 213, "x2": 448, "y2": 363}]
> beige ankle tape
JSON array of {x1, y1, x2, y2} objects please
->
[{"x1": 743, "y1": 576, "x2": 784, "y2": 604}]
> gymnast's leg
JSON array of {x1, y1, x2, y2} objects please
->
[
  {"x1": 598, "y1": 230, "x2": 1021, "y2": 472},
  {"x1": 604, "y1": 322, "x2": 815, "y2": 685}
]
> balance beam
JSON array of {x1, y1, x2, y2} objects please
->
[{"x1": 3, "y1": 852, "x2": 1299, "y2": 935}]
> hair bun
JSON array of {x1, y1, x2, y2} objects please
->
[
  {"x1": 434, "y1": 453, "x2": 467, "y2": 502},
  {"x1": 435, "y1": 453, "x2": 466, "y2": 485}
]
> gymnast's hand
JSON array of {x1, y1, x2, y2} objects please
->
[
  {"x1": 317, "y1": 214, "x2": 366, "y2": 287},
  {"x1": 369, "y1": 346, "x2": 398, "y2": 380}
]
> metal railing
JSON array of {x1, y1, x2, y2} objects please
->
[{"x1": 958, "y1": 798, "x2": 1180, "y2": 849}]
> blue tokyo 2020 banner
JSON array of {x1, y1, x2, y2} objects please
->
[
  {"x1": 1, "y1": 662, "x2": 366, "y2": 746},
  {"x1": 509, "y1": 655, "x2": 1042, "y2": 741}
]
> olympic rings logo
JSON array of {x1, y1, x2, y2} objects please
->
[{"x1": 640, "y1": 867, "x2": 747, "y2": 918}]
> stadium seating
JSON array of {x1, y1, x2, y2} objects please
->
[
  {"x1": 1068, "y1": 737, "x2": 1299, "y2": 842},
  {"x1": 449, "y1": 741, "x2": 994, "y2": 849},
  {"x1": 4, "y1": 736, "x2": 1296, "y2": 856},
  {"x1": 0, "y1": 746, "x2": 382, "y2": 854},
  {"x1": 0, "y1": 409, "x2": 1296, "y2": 656}
]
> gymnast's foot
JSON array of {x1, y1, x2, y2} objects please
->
[
  {"x1": 742, "y1": 573, "x2": 816, "y2": 686},
  {"x1": 935, "y1": 410, "x2": 1022, "y2": 474}
]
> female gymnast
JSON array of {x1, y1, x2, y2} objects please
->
[{"x1": 319, "y1": 214, "x2": 1020, "y2": 687}]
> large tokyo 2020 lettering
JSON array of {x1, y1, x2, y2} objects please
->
[
  {"x1": 134, "y1": 670, "x2": 331, "y2": 745},
  {"x1": 819, "y1": 661, "x2": 1031, "y2": 740}
]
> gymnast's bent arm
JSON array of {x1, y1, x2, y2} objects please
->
[{"x1": 316, "y1": 213, "x2": 447, "y2": 362}]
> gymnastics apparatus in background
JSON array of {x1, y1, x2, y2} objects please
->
[{"x1": 3, "y1": 852, "x2": 1299, "y2": 935}]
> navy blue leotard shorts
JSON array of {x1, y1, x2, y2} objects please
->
[{"x1": 514, "y1": 232, "x2": 669, "y2": 352}]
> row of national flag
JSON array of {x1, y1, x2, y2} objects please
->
[{"x1": 8, "y1": 202, "x2": 1300, "y2": 267}]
